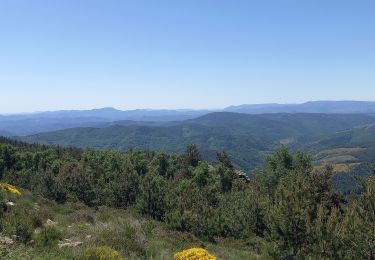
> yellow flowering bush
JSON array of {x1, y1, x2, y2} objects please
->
[
  {"x1": 81, "y1": 246, "x2": 122, "y2": 260},
  {"x1": 0, "y1": 182, "x2": 21, "y2": 195},
  {"x1": 174, "y1": 248, "x2": 217, "y2": 260}
]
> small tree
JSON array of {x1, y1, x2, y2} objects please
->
[
  {"x1": 137, "y1": 172, "x2": 167, "y2": 220},
  {"x1": 216, "y1": 151, "x2": 233, "y2": 169},
  {"x1": 216, "y1": 164, "x2": 234, "y2": 192},
  {"x1": 184, "y1": 144, "x2": 202, "y2": 167},
  {"x1": 193, "y1": 162, "x2": 210, "y2": 187}
]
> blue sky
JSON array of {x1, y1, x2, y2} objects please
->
[{"x1": 0, "y1": 0, "x2": 374, "y2": 113}]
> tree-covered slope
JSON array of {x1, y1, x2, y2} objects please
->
[
  {"x1": 303, "y1": 124, "x2": 375, "y2": 167},
  {"x1": 21, "y1": 112, "x2": 375, "y2": 172},
  {"x1": 296, "y1": 124, "x2": 375, "y2": 194}
]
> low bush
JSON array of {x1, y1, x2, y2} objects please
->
[
  {"x1": 81, "y1": 246, "x2": 122, "y2": 260},
  {"x1": 36, "y1": 226, "x2": 63, "y2": 247},
  {"x1": 15, "y1": 221, "x2": 33, "y2": 244},
  {"x1": 92, "y1": 221, "x2": 145, "y2": 256},
  {"x1": 31, "y1": 215, "x2": 43, "y2": 229},
  {"x1": 174, "y1": 248, "x2": 216, "y2": 260}
]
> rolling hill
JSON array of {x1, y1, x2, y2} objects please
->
[
  {"x1": 297, "y1": 124, "x2": 375, "y2": 194},
  {"x1": 2, "y1": 101, "x2": 375, "y2": 136},
  {"x1": 306, "y1": 124, "x2": 375, "y2": 168},
  {"x1": 21, "y1": 112, "x2": 375, "y2": 172},
  {"x1": 0, "y1": 108, "x2": 210, "y2": 136}
]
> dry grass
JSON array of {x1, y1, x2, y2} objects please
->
[
  {"x1": 317, "y1": 147, "x2": 366, "y2": 156},
  {"x1": 314, "y1": 163, "x2": 361, "y2": 173},
  {"x1": 314, "y1": 147, "x2": 367, "y2": 170},
  {"x1": 321, "y1": 155, "x2": 358, "y2": 164}
]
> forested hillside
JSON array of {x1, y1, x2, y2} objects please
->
[
  {"x1": 0, "y1": 137, "x2": 373, "y2": 259},
  {"x1": 22, "y1": 112, "x2": 375, "y2": 173}
]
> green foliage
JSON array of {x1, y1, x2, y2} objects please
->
[
  {"x1": 137, "y1": 172, "x2": 167, "y2": 220},
  {"x1": 0, "y1": 191, "x2": 7, "y2": 216},
  {"x1": 21, "y1": 112, "x2": 375, "y2": 174},
  {"x1": 0, "y1": 206, "x2": 34, "y2": 244},
  {"x1": 216, "y1": 187, "x2": 266, "y2": 238},
  {"x1": 150, "y1": 151, "x2": 171, "y2": 178},
  {"x1": 0, "y1": 138, "x2": 374, "y2": 259},
  {"x1": 184, "y1": 144, "x2": 202, "y2": 167},
  {"x1": 216, "y1": 164, "x2": 235, "y2": 192},
  {"x1": 92, "y1": 220, "x2": 145, "y2": 256},
  {"x1": 81, "y1": 246, "x2": 122, "y2": 260},
  {"x1": 216, "y1": 151, "x2": 233, "y2": 169},
  {"x1": 0, "y1": 192, "x2": 7, "y2": 231},
  {"x1": 36, "y1": 226, "x2": 63, "y2": 247},
  {"x1": 260, "y1": 147, "x2": 375, "y2": 259},
  {"x1": 42, "y1": 170, "x2": 68, "y2": 203},
  {"x1": 31, "y1": 214, "x2": 44, "y2": 229},
  {"x1": 15, "y1": 221, "x2": 33, "y2": 244},
  {"x1": 337, "y1": 176, "x2": 375, "y2": 259},
  {"x1": 193, "y1": 162, "x2": 210, "y2": 187}
]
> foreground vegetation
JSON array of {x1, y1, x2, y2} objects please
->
[
  {"x1": 0, "y1": 191, "x2": 254, "y2": 259},
  {"x1": 0, "y1": 137, "x2": 374, "y2": 259}
]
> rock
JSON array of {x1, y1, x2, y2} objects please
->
[
  {"x1": 6, "y1": 202, "x2": 15, "y2": 206},
  {"x1": 235, "y1": 170, "x2": 251, "y2": 183},
  {"x1": 0, "y1": 236, "x2": 14, "y2": 245},
  {"x1": 58, "y1": 241, "x2": 83, "y2": 248},
  {"x1": 85, "y1": 235, "x2": 92, "y2": 239},
  {"x1": 45, "y1": 219, "x2": 57, "y2": 226}
]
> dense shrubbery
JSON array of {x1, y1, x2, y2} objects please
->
[{"x1": 0, "y1": 137, "x2": 374, "y2": 258}]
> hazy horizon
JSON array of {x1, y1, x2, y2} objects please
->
[{"x1": 1, "y1": 100, "x2": 375, "y2": 115}]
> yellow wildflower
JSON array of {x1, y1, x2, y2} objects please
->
[
  {"x1": 174, "y1": 248, "x2": 216, "y2": 260},
  {"x1": 0, "y1": 182, "x2": 21, "y2": 195}
]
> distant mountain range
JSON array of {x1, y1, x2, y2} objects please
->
[
  {"x1": 1, "y1": 101, "x2": 375, "y2": 136},
  {"x1": 225, "y1": 101, "x2": 375, "y2": 114},
  {"x1": 14, "y1": 107, "x2": 210, "y2": 121},
  {"x1": 0, "y1": 108, "x2": 210, "y2": 136}
]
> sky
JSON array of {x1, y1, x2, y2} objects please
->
[{"x1": 0, "y1": 0, "x2": 374, "y2": 113}]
